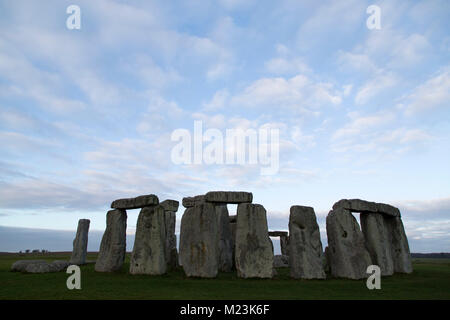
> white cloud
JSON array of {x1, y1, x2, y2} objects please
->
[
  {"x1": 202, "y1": 89, "x2": 230, "y2": 111},
  {"x1": 354, "y1": 72, "x2": 398, "y2": 105}
]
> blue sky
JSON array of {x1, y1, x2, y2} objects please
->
[{"x1": 0, "y1": 0, "x2": 449, "y2": 252}]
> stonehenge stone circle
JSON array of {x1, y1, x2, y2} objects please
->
[
  {"x1": 95, "y1": 209, "x2": 127, "y2": 272},
  {"x1": 326, "y1": 208, "x2": 372, "y2": 279},
  {"x1": 289, "y1": 206, "x2": 326, "y2": 279},
  {"x1": 130, "y1": 205, "x2": 167, "y2": 275},
  {"x1": 111, "y1": 194, "x2": 159, "y2": 210},
  {"x1": 70, "y1": 219, "x2": 90, "y2": 265},
  {"x1": 235, "y1": 203, "x2": 273, "y2": 278},
  {"x1": 360, "y1": 213, "x2": 394, "y2": 276},
  {"x1": 216, "y1": 204, "x2": 233, "y2": 272},
  {"x1": 204, "y1": 191, "x2": 253, "y2": 204},
  {"x1": 160, "y1": 200, "x2": 179, "y2": 270},
  {"x1": 179, "y1": 203, "x2": 219, "y2": 278}
]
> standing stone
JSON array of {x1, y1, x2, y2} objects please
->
[
  {"x1": 95, "y1": 209, "x2": 127, "y2": 272},
  {"x1": 323, "y1": 246, "x2": 330, "y2": 273},
  {"x1": 179, "y1": 203, "x2": 219, "y2": 278},
  {"x1": 235, "y1": 203, "x2": 273, "y2": 278},
  {"x1": 360, "y1": 213, "x2": 394, "y2": 276},
  {"x1": 229, "y1": 215, "x2": 237, "y2": 269},
  {"x1": 130, "y1": 205, "x2": 167, "y2": 275},
  {"x1": 216, "y1": 204, "x2": 233, "y2": 272},
  {"x1": 289, "y1": 206, "x2": 326, "y2": 279},
  {"x1": 70, "y1": 219, "x2": 90, "y2": 265},
  {"x1": 160, "y1": 200, "x2": 179, "y2": 270},
  {"x1": 384, "y1": 216, "x2": 413, "y2": 273},
  {"x1": 326, "y1": 208, "x2": 372, "y2": 279},
  {"x1": 280, "y1": 234, "x2": 289, "y2": 256}
]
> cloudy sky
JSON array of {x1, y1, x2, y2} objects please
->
[{"x1": 0, "y1": 0, "x2": 449, "y2": 253}]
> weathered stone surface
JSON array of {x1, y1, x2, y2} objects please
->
[
  {"x1": 161, "y1": 200, "x2": 179, "y2": 270},
  {"x1": 205, "y1": 191, "x2": 253, "y2": 204},
  {"x1": 130, "y1": 205, "x2": 167, "y2": 275},
  {"x1": 230, "y1": 220, "x2": 237, "y2": 269},
  {"x1": 326, "y1": 208, "x2": 372, "y2": 279},
  {"x1": 361, "y1": 213, "x2": 394, "y2": 276},
  {"x1": 179, "y1": 203, "x2": 219, "y2": 278},
  {"x1": 273, "y1": 254, "x2": 289, "y2": 268},
  {"x1": 12, "y1": 260, "x2": 70, "y2": 273},
  {"x1": 160, "y1": 199, "x2": 179, "y2": 212},
  {"x1": 384, "y1": 216, "x2": 413, "y2": 273},
  {"x1": 216, "y1": 205, "x2": 233, "y2": 272},
  {"x1": 70, "y1": 219, "x2": 90, "y2": 265},
  {"x1": 11, "y1": 260, "x2": 47, "y2": 272},
  {"x1": 95, "y1": 209, "x2": 127, "y2": 272},
  {"x1": 332, "y1": 199, "x2": 400, "y2": 217},
  {"x1": 111, "y1": 194, "x2": 159, "y2": 210},
  {"x1": 235, "y1": 203, "x2": 273, "y2": 278},
  {"x1": 289, "y1": 206, "x2": 326, "y2": 279},
  {"x1": 182, "y1": 195, "x2": 205, "y2": 208}
]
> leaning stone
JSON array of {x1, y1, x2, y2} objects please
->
[
  {"x1": 216, "y1": 204, "x2": 233, "y2": 272},
  {"x1": 179, "y1": 203, "x2": 219, "y2": 278},
  {"x1": 360, "y1": 213, "x2": 394, "y2": 276},
  {"x1": 111, "y1": 194, "x2": 159, "y2": 210},
  {"x1": 326, "y1": 208, "x2": 372, "y2": 279},
  {"x1": 70, "y1": 219, "x2": 90, "y2": 265},
  {"x1": 205, "y1": 191, "x2": 253, "y2": 204},
  {"x1": 130, "y1": 205, "x2": 167, "y2": 275},
  {"x1": 273, "y1": 254, "x2": 289, "y2": 268},
  {"x1": 235, "y1": 203, "x2": 273, "y2": 278},
  {"x1": 384, "y1": 216, "x2": 413, "y2": 273},
  {"x1": 11, "y1": 260, "x2": 47, "y2": 272},
  {"x1": 182, "y1": 195, "x2": 205, "y2": 208},
  {"x1": 95, "y1": 209, "x2": 127, "y2": 272},
  {"x1": 289, "y1": 206, "x2": 326, "y2": 279}
]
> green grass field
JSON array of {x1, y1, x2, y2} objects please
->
[{"x1": 0, "y1": 252, "x2": 449, "y2": 300}]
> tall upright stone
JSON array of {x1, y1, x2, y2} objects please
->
[
  {"x1": 129, "y1": 205, "x2": 167, "y2": 275},
  {"x1": 235, "y1": 203, "x2": 273, "y2": 278},
  {"x1": 384, "y1": 216, "x2": 413, "y2": 273},
  {"x1": 216, "y1": 204, "x2": 233, "y2": 272},
  {"x1": 179, "y1": 203, "x2": 219, "y2": 278},
  {"x1": 360, "y1": 213, "x2": 394, "y2": 276},
  {"x1": 326, "y1": 208, "x2": 372, "y2": 279},
  {"x1": 95, "y1": 209, "x2": 127, "y2": 272},
  {"x1": 289, "y1": 206, "x2": 326, "y2": 279},
  {"x1": 229, "y1": 215, "x2": 237, "y2": 270},
  {"x1": 160, "y1": 200, "x2": 179, "y2": 270},
  {"x1": 70, "y1": 219, "x2": 90, "y2": 265}
]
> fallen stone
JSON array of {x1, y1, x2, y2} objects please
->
[
  {"x1": 179, "y1": 203, "x2": 219, "y2": 278},
  {"x1": 289, "y1": 206, "x2": 326, "y2": 279},
  {"x1": 51, "y1": 260, "x2": 71, "y2": 271},
  {"x1": 204, "y1": 191, "x2": 253, "y2": 204},
  {"x1": 111, "y1": 194, "x2": 159, "y2": 210},
  {"x1": 11, "y1": 260, "x2": 47, "y2": 272},
  {"x1": 384, "y1": 216, "x2": 413, "y2": 273},
  {"x1": 235, "y1": 203, "x2": 273, "y2": 278},
  {"x1": 273, "y1": 254, "x2": 289, "y2": 268},
  {"x1": 360, "y1": 213, "x2": 394, "y2": 276},
  {"x1": 326, "y1": 208, "x2": 372, "y2": 279},
  {"x1": 95, "y1": 209, "x2": 127, "y2": 272},
  {"x1": 216, "y1": 204, "x2": 233, "y2": 272},
  {"x1": 182, "y1": 195, "x2": 205, "y2": 208},
  {"x1": 130, "y1": 205, "x2": 167, "y2": 275},
  {"x1": 70, "y1": 219, "x2": 90, "y2": 265}
]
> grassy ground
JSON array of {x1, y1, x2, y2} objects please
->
[{"x1": 0, "y1": 252, "x2": 449, "y2": 300}]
